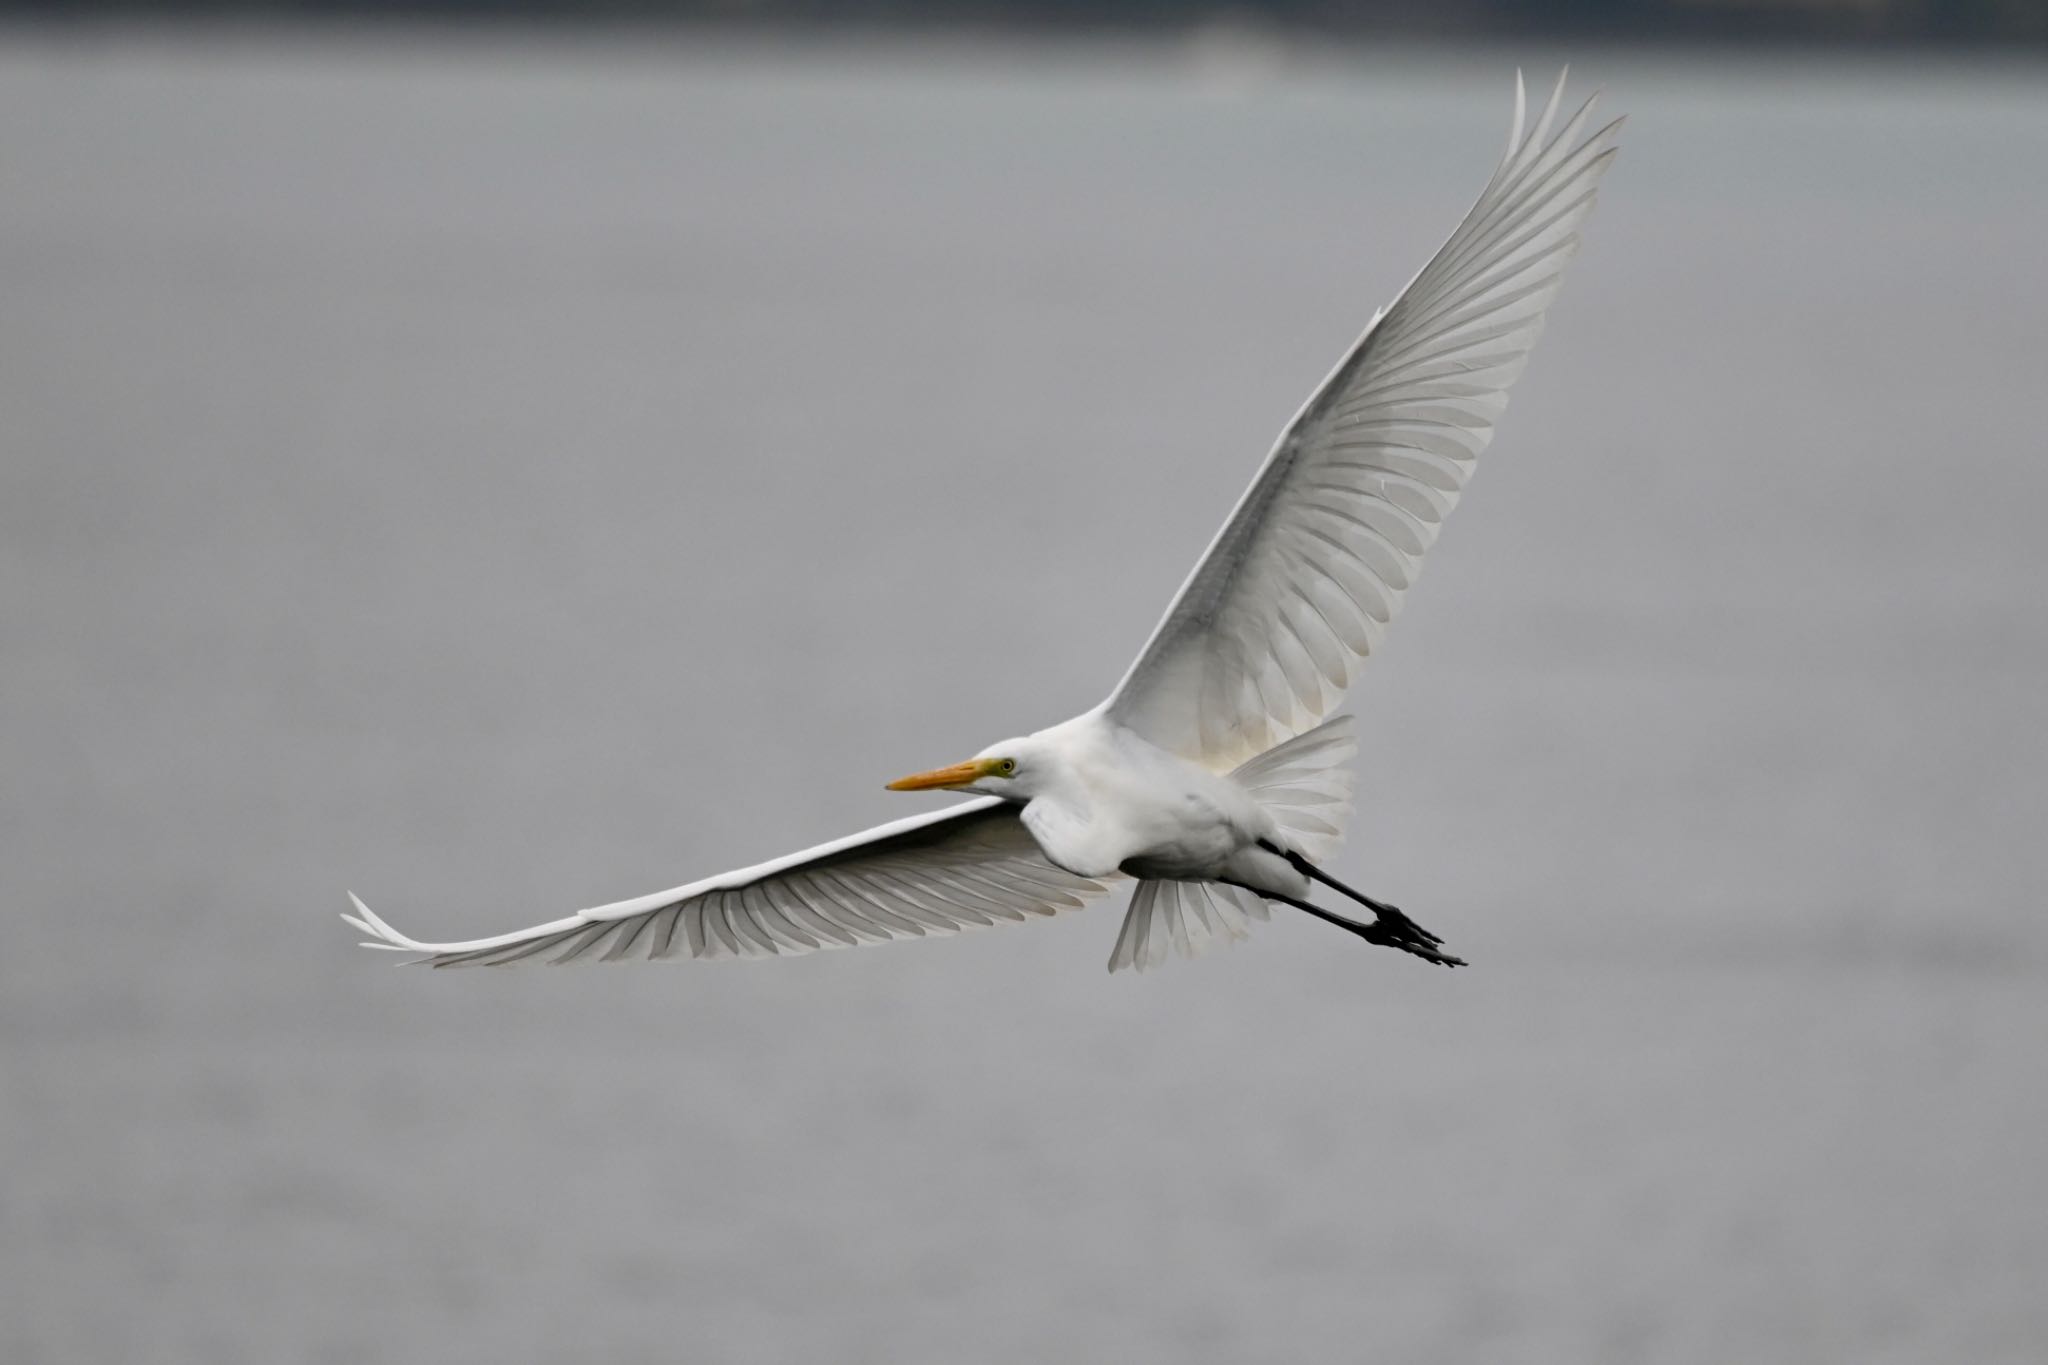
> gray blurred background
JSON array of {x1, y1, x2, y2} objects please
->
[{"x1": 4, "y1": 8, "x2": 2046, "y2": 1363}]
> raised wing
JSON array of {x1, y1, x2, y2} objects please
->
[
  {"x1": 345, "y1": 798, "x2": 1112, "y2": 967},
  {"x1": 1102, "y1": 73, "x2": 1622, "y2": 768}
]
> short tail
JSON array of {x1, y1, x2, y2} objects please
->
[{"x1": 1108, "y1": 879, "x2": 1270, "y2": 974}]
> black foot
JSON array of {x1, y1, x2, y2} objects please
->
[
  {"x1": 1357, "y1": 911, "x2": 1466, "y2": 969},
  {"x1": 1222, "y1": 875, "x2": 1466, "y2": 969},
  {"x1": 1362, "y1": 900, "x2": 1445, "y2": 950},
  {"x1": 1256, "y1": 841, "x2": 1462, "y2": 965}
]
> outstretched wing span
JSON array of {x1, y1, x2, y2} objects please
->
[
  {"x1": 1102, "y1": 72, "x2": 1623, "y2": 769},
  {"x1": 346, "y1": 798, "x2": 1112, "y2": 967}
]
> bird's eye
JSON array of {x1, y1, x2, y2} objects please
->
[{"x1": 999, "y1": 759, "x2": 1017, "y2": 776}]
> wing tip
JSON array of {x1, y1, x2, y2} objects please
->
[{"x1": 342, "y1": 892, "x2": 433, "y2": 962}]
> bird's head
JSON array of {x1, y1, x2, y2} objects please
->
[{"x1": 886, "y1": 737, "x2": 1037, "y2": 799}]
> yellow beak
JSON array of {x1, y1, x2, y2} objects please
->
[{"x1": 886, "y1": 758, "x2": 998, "y2": 792}]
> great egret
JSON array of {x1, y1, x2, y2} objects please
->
[{"x1": 346, "y1": 72, "x2": 1620, "y2": 974}]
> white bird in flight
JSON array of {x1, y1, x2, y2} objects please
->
[{"x1": 346, "y1": 72, "x2": 1620, "y2": 975}]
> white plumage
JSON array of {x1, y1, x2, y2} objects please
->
[
  {"x1": 1104, "y1": 72, "x2": 1621, "y2": 768},
  {"x1": 349, "y1": 801, "x2": 1107, "y2": 968},
  {"x1": 346, "y1": 72, "x2": 1621, "y2": 974}
]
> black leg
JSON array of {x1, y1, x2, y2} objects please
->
[
  {"x1": 1258, "y1": 840, "x2": 1445, "y2": 948},
  {"x1": 1221, "y1": 879, "x2": 1465, "y2": 969}
]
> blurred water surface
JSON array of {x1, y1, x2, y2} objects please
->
[{"x1": 3, "y1": 31, "x2": 2046, "y2": 1364}]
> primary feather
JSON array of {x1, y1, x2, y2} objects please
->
[{"x1": 347, "y1": 801, "x2": 1109, "y2": 967}]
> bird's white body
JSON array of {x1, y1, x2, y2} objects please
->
[
  {"x1": 345, "y1": 73, "x2": 1619, "y2": 974},
  {"x1": 980, "y1": 712, "x2": 1301, "y2": 894}
]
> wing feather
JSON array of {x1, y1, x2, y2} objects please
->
[
  {"x1": 346, "y1": 798, "x2": 1113, "y2": 968},
  {"x1": 1101, "y1": 73, "x2": 1622, "y2": 767}
]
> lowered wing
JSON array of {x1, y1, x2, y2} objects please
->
[
  {"x1": 346, "y1": 798, "x2": 1112, "y2": 967},
  {"x1": 1102, "y1": 73, "x2": 1622, "y2": 769}
]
